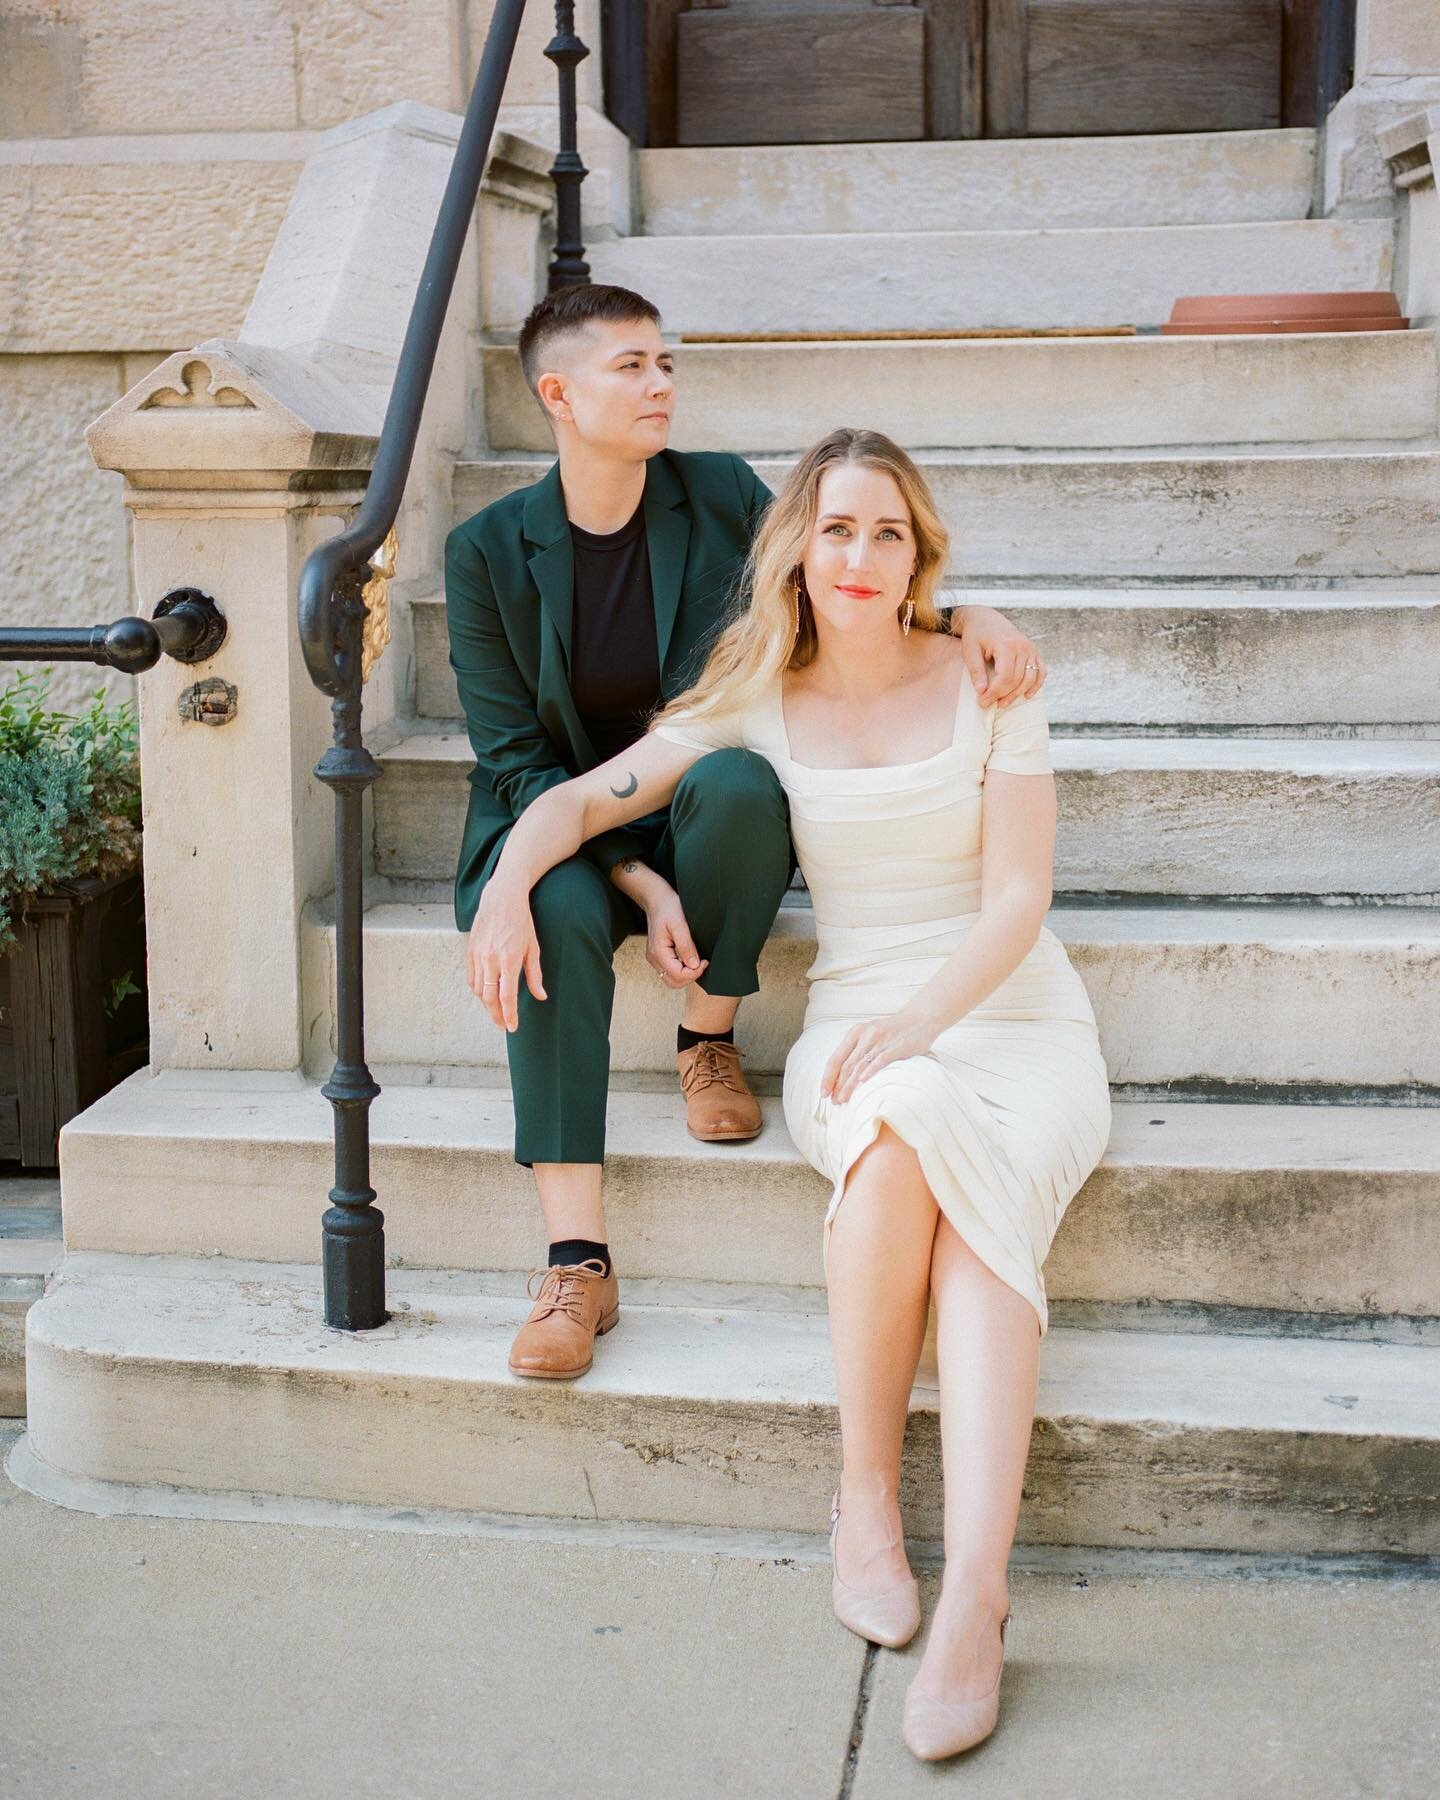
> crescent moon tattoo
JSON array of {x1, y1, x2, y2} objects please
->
[{"x1": 610, "y1": 772, "x2": 638, "y2": 799}]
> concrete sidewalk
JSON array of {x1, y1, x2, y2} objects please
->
[{"x1": 2, "y1": 1421, "x2": 1436, "y2": 1799}]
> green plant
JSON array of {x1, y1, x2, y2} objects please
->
[{"x1": 0, "y1": 668, "x2": 142, "y2": 954}]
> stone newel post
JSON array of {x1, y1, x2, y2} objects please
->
[
  {"x1": 85, "y1": 347, "x2": 377, "y2": 1072},
  {"x1": 80, "y1": 101, "x2": 508, "y2": 1074}
]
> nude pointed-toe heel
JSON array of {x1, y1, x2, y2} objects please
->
[
  {"x1": 829, "y1": 1491, "x2": 921, "y2": 1650},
  {"x1": 901, "y1": 1610, "x2": 1012, "y2": 1762}
]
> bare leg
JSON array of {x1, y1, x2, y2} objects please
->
[
  {"x1": 532, "y1": 1163, "x2": 607, "y2": 1246},
  {"x1": 826, "y1": 1123, "x2": 940, "y2": 1591},
  {"x1": 680, "y1": 989, "x2": 741, "y2": 1034},
  {"x1": 914, "y1": 1215, "x2": 1040, "y2": 1699}
]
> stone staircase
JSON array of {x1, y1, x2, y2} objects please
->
[{"x1": 14, "y1": 126, "x2": 1440, "y2": 1557}]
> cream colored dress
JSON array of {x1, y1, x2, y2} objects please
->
[{"x1": 653, "y1": 668, "x2": 1111, "y2": 1338}]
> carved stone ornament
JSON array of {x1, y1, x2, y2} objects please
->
[
  {"x1": 139, "y1": 359, "x2": 256, "y2": 409},
  {"x1": 360, "y1": 527, "x2": 397, "y2": 683},
  {"x1": 85, "y1": 339, "x2": 382, "y2": 480}
]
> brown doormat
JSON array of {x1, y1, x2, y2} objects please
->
[{"x1": 1161, "y1": 292, "x2": 1408, "y2": 334}]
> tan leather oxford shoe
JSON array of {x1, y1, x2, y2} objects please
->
[
  {"x1": 676, "y1": 1039, "x2": 763, "y2": 1142},
  {"x1": 507, "y1": 1258, "x2": 619, "y2": 1380}
]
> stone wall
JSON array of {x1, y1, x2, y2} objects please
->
[
  {"x1": 0, "y1": 0, "x2": 607, "y2": 716},
  {"x1": 2, "y1": 352, "x2": 161, "y2": 713}
]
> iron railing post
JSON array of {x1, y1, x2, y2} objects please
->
[
  {"x1": 545, "y1": 1, "x2": 591, "y2": 289},
  {"x1": 296, "y1": 0, "x2": 531, "y2": 1331},
  {"x1": 315, "y1": 568, "x2": 386, "y2": 1331}
]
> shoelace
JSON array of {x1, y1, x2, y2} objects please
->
[
  {"x1": 679, "y1": 1040, "x2": 747, "y2": 1096},
  {"x1": 525, "y1": 1258, "x2": 607, "y2": 1324}
]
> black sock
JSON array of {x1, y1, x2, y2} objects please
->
[
  {"x1": 677, "y1": 1025, "x2": 735, "y2": 1053},
  {"x1": 548, "y1": 1237, "x2": 610, "y2": 1277}
]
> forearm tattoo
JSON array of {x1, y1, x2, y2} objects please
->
[
  {"x1": 610, "y1": 771, "x2": 638, "y2": 799},
  {"x1": 619, "y1": 859, "x2": 640, "y2": 876}
]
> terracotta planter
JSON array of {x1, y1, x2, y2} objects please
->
[
  {"x1": 1161, "y1": 292, "x2": 1408, "y2": 335},
  {"x1": 0, "y1": 865, "x2": 148, "y2": 1168}
]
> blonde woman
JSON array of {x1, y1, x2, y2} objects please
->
[{"x1": 469, "y1": 428, "x2": 1111, "y2": 1763}]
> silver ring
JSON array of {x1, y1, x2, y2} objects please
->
[{"x1": 1024, "y1": 660, "x2": 1037, "y2": 673}]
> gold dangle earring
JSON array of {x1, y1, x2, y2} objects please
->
[{"x1": 902, "y1": 583, "x2": 915, "y2": 636}]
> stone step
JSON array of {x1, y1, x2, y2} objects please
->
[
  {"x1": 301, "y1": 899, "x2": 1440, "y2": 1091},
  {"x1": 1, "y1": 1188, "x2": 64, "y2": 1419},
  {"x1": 960, "y1": 588, "x2": 1440, "y2": 731},
  {"x1": 370, "y1": 731, "x2": 1440, "y2": 899},
  {"x1": 23, "y1": 1251, "x2": 1440, "y2": 1554},
  {"x1": 452, "y1": 450, "x2": 1440, "y2": 581},
  {"x1": 583, "y1": 218, "x2": 1394, "y2": 334},
  {"x1": 635, "y1": 129, "x2": 1318, "y2": 237},
  {"x1": 411, "y1": 588, "x2": 1440, "y2": 730},
  {"x1": 57, "y1": 1073, "x2": 1440, "y2": 1326},
  {"x1": 480, "y1": 332, "x2": 1438, "y2": 455}
]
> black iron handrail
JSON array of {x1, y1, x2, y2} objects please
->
[
  {"x1": 297, "y1": 1, "x2": 592, "y2": 1331},
  {"x1": 0, "y1": 590, "x2": 227, "y2": 672}
]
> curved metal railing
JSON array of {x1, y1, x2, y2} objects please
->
[{"x1": 297, "y1": 1, "x2": 593, "y2": 1330}]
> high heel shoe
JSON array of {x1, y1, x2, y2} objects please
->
[
  {"x1": 901, "y1": 1609, "x2": 1012, "y2": 1761},
  {"x1": 828, "y1": 1490, "x2": 921, "y2": 1649}
]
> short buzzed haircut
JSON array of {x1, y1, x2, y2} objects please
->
[{"x1": 517, "y1": 282, "x2": 663, "y2": 401}]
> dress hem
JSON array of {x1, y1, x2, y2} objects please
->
[{"x1": 818, "y1": 1097, "x2": 1049, "y2": 1342}]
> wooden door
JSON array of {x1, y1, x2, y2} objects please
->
[
  {"x1": 623, "y1": 0, "x2": 1348, "y2": 146},
  {"x1": 674, "y1": 1, "x2": 929, "y2": 147},
  {"x1": 987, "y1": 0, "x2": 1282, "y2": 137}
]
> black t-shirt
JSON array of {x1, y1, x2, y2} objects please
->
[{"x1": 569, "y1": 496, "x2": 663, "y2": 768}]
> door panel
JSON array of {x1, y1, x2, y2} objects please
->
[
  {"x1": 631, "y1": 0, "x2": 1334, "y2": 147},
  {"x1": 1019, "y1": 0, "x2": 1283, "y2": 137},
  {"x1": 675, "y1": 2, "x2": 926, "y2": 146}
]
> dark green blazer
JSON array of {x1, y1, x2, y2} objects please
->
[{"x1": 444, "y1": 448, "x2": 774, "y2": 932}]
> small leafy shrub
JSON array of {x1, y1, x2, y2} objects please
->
[{"x1": 0, "y1": 669, "x2": 142, "y2": 956}]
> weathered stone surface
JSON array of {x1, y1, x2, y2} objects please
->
[
  {"x1": 57, "y1": 1073, "x2": 1440, "y2": 1321},
  {"x1": 989, "y1": 589, "x2": 1440, "y2": 728},
  {"x1": 454, "y1": 450, "x2": 1440, "y2": 580},
  {"x1": 0, "y1": 137, "x2": 311, "y2": 352},
  {"x1": 584, "y1": 219, "x2": 1395, "y2": 333},
  {"x1": 0, "y1": 1, "x2": 456, "y2": 137},
  {"x1": 412, "y1": 587, "x2": 1440, "y2": 728},
  {"x1": 481, "y1": 331, "x2": 1439, "y2": 455},
  {"x1": 371, "y1": 729, "x2": 1440, "y2": 896},
  {"x1": 1047, "y1": 738, "x2": 1440, "y2": 896},
  {"x1": 636, "y1": 129, "x2": 1317, "y2": 237},
  {"x1": 304, "y1": 899, "x2": 1440, "y2": 1088},
  {"x1": 1360, "y1": 0, "x2": 1440, "y2": 77},
  {"x1": 1, "y1": 352, "x2": 136, "y2": 715},
  {"x1": 22, "y1": 1253, "x2": 1440, "y2": 1553}
]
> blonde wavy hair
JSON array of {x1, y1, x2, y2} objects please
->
[{"x1": 652, "y1": 427, "x2": 952, "y2": 733}]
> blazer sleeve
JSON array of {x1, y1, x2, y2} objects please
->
[{"x1": 444, "y1": 525, "x2": 648, "y2": 876}]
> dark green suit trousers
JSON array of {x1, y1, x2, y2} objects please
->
[{"x1": 444, "y1": 448, "x2": 791, "y2": 1165}]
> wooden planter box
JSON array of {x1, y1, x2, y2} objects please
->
[{"x1": 0, "y1": 866, "x2": 148, "y2": 1168}]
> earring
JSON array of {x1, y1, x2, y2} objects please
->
[{"x1": 902, "y1": 591, "x2": 915, "y2": 636}]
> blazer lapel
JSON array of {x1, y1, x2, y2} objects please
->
[
  {"x1": 644, "y1": 453, "x2": 691, "y2": 679},
  {"x1": 522, "y1": 462, "x2": 574, "y2": 670}
]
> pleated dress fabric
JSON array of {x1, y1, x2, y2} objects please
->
[{"x1": 652, "y1": 668, "x2": 1111, "y2": 1338}]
